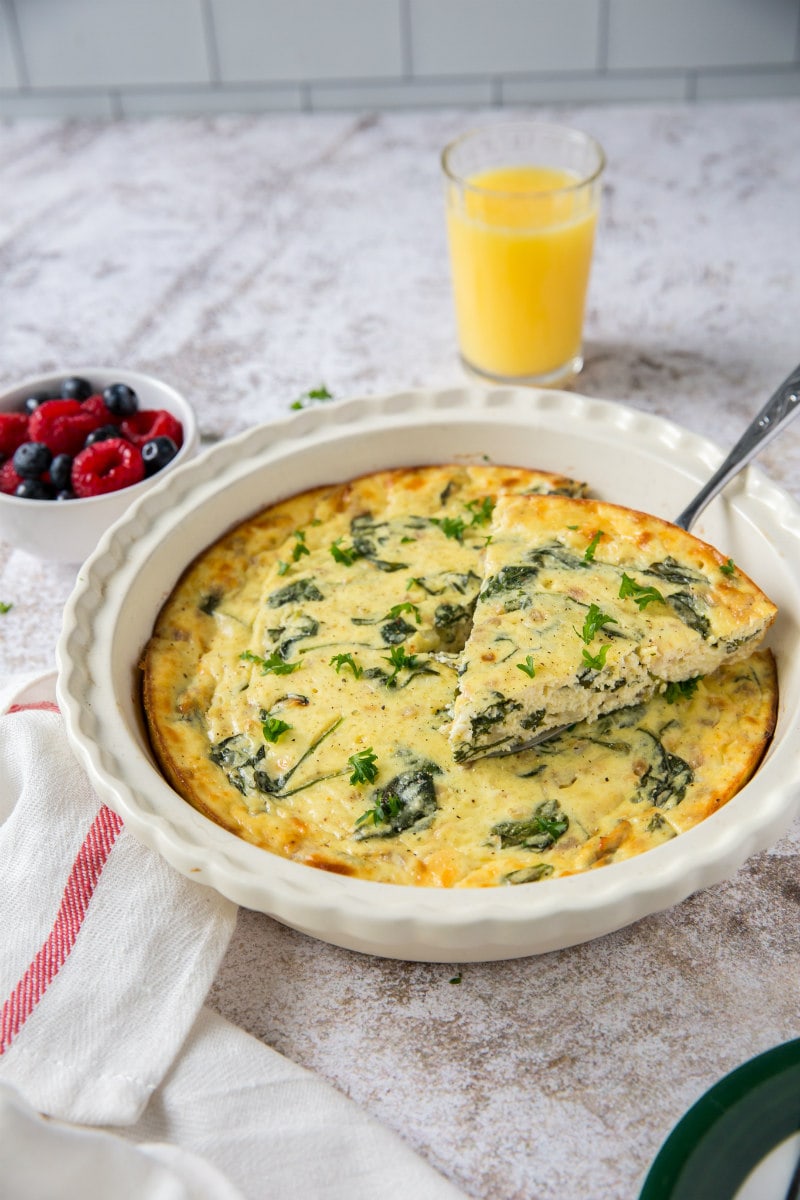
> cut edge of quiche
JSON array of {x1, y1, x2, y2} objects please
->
[{"x1": 449, "y1": 493, "x2": 777, "y2": 762}]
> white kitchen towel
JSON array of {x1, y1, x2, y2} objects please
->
[
  {"x1": 0, "y1": 1081, "x2": 246, "y2": 1200},
  {"x1": 117, "y1": 1006, "x2": 467, "y2": 1200},
  {"x1": 0, "y1": 673, "x2": 238, "y2": 1126},
  {"x1": 0, "y1": 675, "x2": 467, "y2": 1200}
]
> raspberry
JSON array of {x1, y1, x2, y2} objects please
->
[
  {"x1": 28, "y1": 399, "x2": 97, "y2": 457},
  {"x1": 121, "y1": 409, "x2": 183, "y2": 449},
  {"x1": 82, "y1": 394, "x2": 117, "y2": 426},
  {"x1": 0, "y1": 459, "x2": 23, "y2": 495},
  {"x1": 0, "y1": 413, "x2": 30, "y2": 459},
  {"x1": 72, "y1": 438, "x2": 145, "y2": 498}
]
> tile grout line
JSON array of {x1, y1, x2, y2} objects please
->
[
  {"x1": 200, "y1": 0, "x2": 221, "y2": 85},
  {"x1": 5, "y1": 0, "x2": 29, "y2": 89}
]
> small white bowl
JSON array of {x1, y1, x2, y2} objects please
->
[{"x1": 0, "y1": 366, "x2": 198, "y2": 564}]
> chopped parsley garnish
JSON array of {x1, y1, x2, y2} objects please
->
[
  {"x1": 383, "y1": 601, "x2": 421, "y2": 624},
  {"x1": 665, "y1": 677, "x2": 702, "y2": 703},
  {"x1": 619, "y1": 573, "x2": 666, "y2": 609},
  {"x1": 431, "y1": 515, "x2": 467, "y2": 541},
  {"x1": 262, "y1": 717, "x2": 292, "y2": 742},
  {"x1": 290, "y1": 385, "x2": 333, "y2": 411},
  {"x1": 578, "y1": 603, "x2": 618, "y2": 644},
  {"x1": 330, "y1": 538, "x2": 359, "y2": 566},
  {"x1": 277, "y1": 560, "x2": 290, "y2": 576},
  {"x1": 348, "y1": 747, "x2": 379, "y2": 785},
  {"x1": 517, "y1": 655, "x2": 536, "y2": 678},
  {"x1": 240, "y1": 649, "x2": 301, "y2": 676},
  {"x1": 330, "y1": 652, "x2": 363, "y2": 679},
  {"x1": 292, "y1": 530, "x2": 310, "y2": 561},
  {"x1": 581, "y1": 644, "x2": 609, "y2": 671},
  {"x1": 584, "y1": 530, "x2": 604, "y2": 561},
  {"x1": 356, "y1": 792, "x2": 403, "y2": 827},
  {"x1": 465, "y1": 496, "x2": 495, "y2": 526},
  {"x1": 382, "y1": 645, "x2": 417, "y2": 686},
  {"x1": 720, "y1": 558, "x2": 736, "y2": 577},
  {"x1": 0, "y1": 601, "x2": 12, "y2": 614}
]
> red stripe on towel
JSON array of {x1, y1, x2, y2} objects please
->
[
  {"x1": 0, "y1": 804, "x2": 124, "y2": 1054},
  {"x1": 7, "y1": 701, "x2": 60, "y2": 714}
]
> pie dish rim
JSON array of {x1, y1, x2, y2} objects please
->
[{"x1": 56, "y1": 385, "x2": 800, "y2": 962}]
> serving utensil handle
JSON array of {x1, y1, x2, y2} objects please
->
[{"x1": 674, "y1": 360, "x2": 800, "y2": 530}]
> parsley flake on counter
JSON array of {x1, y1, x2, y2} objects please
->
[
  {"x1": 517, "y1": 655, "x2": 536, "y2": 678},
  {"x1": 290, "y1": 385, "x2": 333, "y2": 411},
  {"x1": 330, "y1": 653, "x2": 363, "y2": 679},
  {"x1": 0, "y1": 602, "x2": 12, "y2": 614},
  {"x1": 619, "y1": 574, "x2": 666, "y2": 609},
  {"x1": 348, "y1": 747, "x2": 379, "y2": 785},
  {"x1": 240, "y1": 649, "x2": 301, "y2": 676}
]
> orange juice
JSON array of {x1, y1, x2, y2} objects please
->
[{"x1": 445, "y1": 162, "x2": 600, "y2": 383}]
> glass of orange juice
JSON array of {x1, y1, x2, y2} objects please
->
[{"x1": 442, "y1": 122, "x2": 605, "y2": 386}]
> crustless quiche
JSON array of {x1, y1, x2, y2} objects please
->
[{"x1": 142, "y1": 464, "x2": 778, "y2": 888}]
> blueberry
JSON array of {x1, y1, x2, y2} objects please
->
[
  {"x1": 49, "y1": 453, "x2": 73, "y2": 491},
  {"x1": 103, "y1": 383, "x2": 138, "y2": 416},
  {"x1": 61, "y1": 376, "x2": 93, "y2": 402},
  {"x1": 13, "y1": 440, "x2": 52, "y2": 478},
  {"x1": 84, "y1": 424, "x2": 120, "y2": 447},
  {"x1": 15, "y1": 478, "x2": 54, "y2": 500},
  {"x1": 55, "y1": 489, "x2": 75, "y2": 501},
  {"x1": 142, "y1": 436, "x2": 178, "y2": 476},
  {"x1": 23, "y1": 392, "x2": 53, "y2": 415}
]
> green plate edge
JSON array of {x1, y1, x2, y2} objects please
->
[{"x1": 640, "y1": 1038, "x2": 800, "y2": 1200}]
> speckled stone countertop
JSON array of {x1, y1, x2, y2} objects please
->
[{"x1": 1, "y1": 102, "x2": 799, "y2": 1200}]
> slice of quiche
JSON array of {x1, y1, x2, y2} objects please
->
[{"x1": 450, "y1": 493, "x2": 777, "y2": 761}]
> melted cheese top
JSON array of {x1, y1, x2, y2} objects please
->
[{"x1": 143, "y1": 465, "x2": 778, "y2": 888}]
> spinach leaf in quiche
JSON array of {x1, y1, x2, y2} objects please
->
[
  {"x1": 527, "y1": 541, "x2": 591, "y2": 572},
  {"x1": 379, "y1": 617, "x2": 418, "y2": 645},
  {"x1": 267, "y1": 577, "x2": 324, "y2": 607},
  {"x1": 666, "y1": 591, "x2": 711, "y2": 639},
  {"x1": 644, "y1": 556, "x2": 709, "y2": 587},
  {"x1": 266, "y1": 613, "x2": 319, "y2": 659},
  {"x1": 453, "y1": 693, "x2": 525, "y2": 762},
  {"x1": 631, "y1": 729, "x2": 694, "y2": 809},
  {"x1": 198, "y1": 590, "x2": 223, "y2": 615},
  {"x1": 503, "y1": 863, "x2": 555, "y2": 885},
  {"x1": 491, "y1": 798, "x2": 569, "y2": 851},
  {"x1": 354, "y1": 765, "x2": 441, "y2": 840}
]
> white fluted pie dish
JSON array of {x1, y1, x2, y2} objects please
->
[{"x1": 56, "y1": 387, "x2": 800, "y2": 962}]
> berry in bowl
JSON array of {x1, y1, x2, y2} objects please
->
[{"x1": 0, "y1": 368, "x2": 198, "y2": 563}]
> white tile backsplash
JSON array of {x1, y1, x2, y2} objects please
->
[
  {"x1": 210, "y1": 0, "x2": 404, "y2": 83},
  {"x1": 607, "y1": 0, "x2": 800, "y2": 71},
  {"x1": 3, "y1": 0, "x2": 800, "y2": 113},
  {"x1": 409, "y1": 0, "x2": 601, "y2": 75},
  {"x1": 0, "y1": 1, "x2": 21, "y2": 88},
  {"x1": 16, "y1": 0, "x2": 210, "y2": 88}
]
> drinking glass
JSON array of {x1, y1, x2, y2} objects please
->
[{"x1": 442, "y1": 122, "x2": 605, "y2": 386}]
